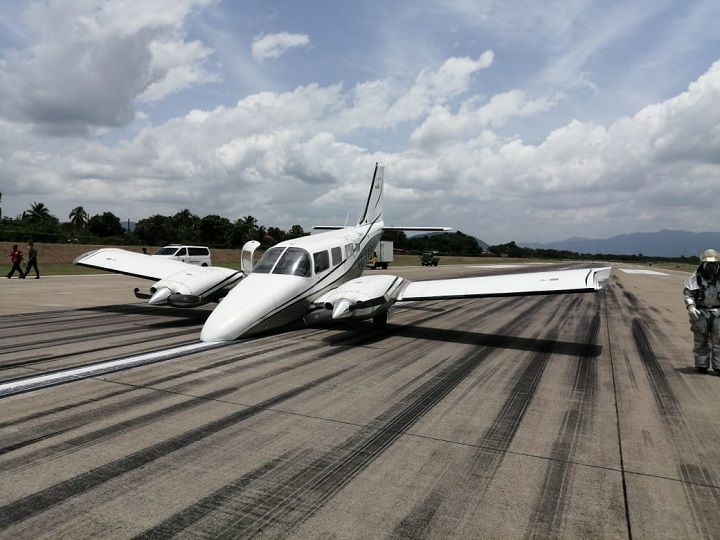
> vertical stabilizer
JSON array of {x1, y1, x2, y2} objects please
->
[{"x1": 358, "y1": 163, "x2": 384, "y2": 226}]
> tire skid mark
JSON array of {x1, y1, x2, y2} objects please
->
[
  {"x1": 0, "y1": 333, "x2": 200, "y2": 374},
  {"x1": 0, "y1": 337, "x2": 308, "y2": 429},
  {"x1": 0, "y1": 369, "x2": 347, "y2": 531},
  {"x1": 526, "y1": 304, "x2": 602, "y2": 538},
  {"x1": 450, "y1": 295, "x2": 578, "y2": 536},
  {"x1": 469, "y1": 309, "x2": 565, "y2": 473},
  {"x1": 0, "y1": 427, "x2": 77, "y2": 456},
  {"x1": 0, "y1": 386, "x2": 240, "y2": 471},
  {"x1": 0, "y1": 341, "x2": 335, "y2": 464},
  {"x1": 147, "y1": 296, "x2": 555, "y2": 539},
  {"x1": 0, "y1": 328, "x2": 205, "y2": 372},
  {"x1": 388, "y1": 295, "x2": 573, "y2": 538},
  {"x1": 140, "y1": 340, "x2": 499, "y2": 539},
  {"x1": 133, "y1": 452, "x2": 297, "y2": 539},
  {"x1": 632, "y1": 319, "x2": 681, "y2": 419},
  {"x1": 631, "y1": 317, "x2": 720, "y2": 536},
  {"x1": 0, "y1": 307, "x2": 209, "y2": 358},
  {"x1": 0, "y1": 309, "x2": 129, "y2": 334},
  {"x1": 0, "y1": 314, "x2": 156, "y2": 345},
  {"x1": 389, "y1": 491, "x2": 443, "y2": 540}
]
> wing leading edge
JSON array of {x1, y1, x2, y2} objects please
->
[{"x1": 399, "y1": 266, "x2": 611, "y2": 301}]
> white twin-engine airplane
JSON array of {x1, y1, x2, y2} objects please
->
[{"x1": 75, "y1": 164, "x2": 611, "y2": 342}]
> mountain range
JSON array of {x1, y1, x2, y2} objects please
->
[{"x1": 521, "y1": 230, "x2": 720, "y2": 258}]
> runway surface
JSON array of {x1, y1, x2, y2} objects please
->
[{"x1": 1, "y1": 263, "x2": 719, "y2": 538}]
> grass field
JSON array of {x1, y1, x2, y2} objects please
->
[{"x1": 3, "y1": 241, "x2": 696, "y2": 276}]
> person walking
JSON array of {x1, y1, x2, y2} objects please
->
[
  {"x1": 684, "y1": 249, "x2": 720, "y2": 374},
  {"x1": 7, "y1": 244, "x2": 25, "y2": 279},
  {"x1": 23, "y1": 242, "x2": 40, "y2": 279}
]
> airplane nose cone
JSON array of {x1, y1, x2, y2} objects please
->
[
  {"x1": 200, "y1": 295, "x2": 269, "y2": 342},
  {"x1": 200, "y1": 276, "x2": 280, "y2": 342}
]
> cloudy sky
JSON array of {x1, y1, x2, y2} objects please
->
[{"x1": 1, "y1": 0, "x2": 719, "y2": 244}]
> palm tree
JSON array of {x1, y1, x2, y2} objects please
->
[
  {"x1": 69, "y1": 206, "x2": 89, "y2": 228},
  {"x1": 26, "y1": 202, "x2": 51, "y2": 223}
]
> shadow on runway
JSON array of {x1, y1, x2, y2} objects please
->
[
  {"x1": 389, "y1": 325, "x2": 602, "y2": 358},
  {"x1": 674, "y1": 366, "x2": 720, "y2": 376},
  {"x1": 319, "y1": 322, "x2": 601, "y2": 358},
  {"x1": 75, "y1": 305, "x2": 600, "y2": 358}
]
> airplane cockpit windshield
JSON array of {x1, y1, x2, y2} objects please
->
[{"x1": 253, "y1": 247, "x2": 312, "y2": 277}]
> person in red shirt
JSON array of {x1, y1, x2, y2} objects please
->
[{"x1": 7, "y1": 244, "x2": 25, "y2": 278}]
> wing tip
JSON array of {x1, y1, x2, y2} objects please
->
[{"x1": 592, "y1": 267, "x2": 612, "y2": 290}]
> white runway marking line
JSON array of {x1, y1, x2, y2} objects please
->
[
  {"x1": 0, "y1": 341, "x2": 218, "y2": 397},
  {"x1": 619, "y1": 269, "x2": 669, "y2": 275}
]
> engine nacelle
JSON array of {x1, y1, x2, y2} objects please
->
[
  {"x1": 137, "y1": 266, "x2": 242, "y2": 307},
  {"x1": 312, "y1": 274, "x2": 409, "y2": 321}
]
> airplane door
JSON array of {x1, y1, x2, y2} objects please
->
[{"x1": 241, "y1": 241, "x2": 261, "y2": 273}]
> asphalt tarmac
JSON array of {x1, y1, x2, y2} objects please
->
[{"x1": 1, "y1": 263, "x2": 719, "y2": 539}]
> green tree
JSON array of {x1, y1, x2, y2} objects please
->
[
  {"x1": 134, "y1": 215, "x2": 175, "y2": 245},
  {"x1": 171, "y1": 209, "x2": 200, "y2": 243},
  {"x1": 69, "y1": 206, "x2": 89, "y2": 228},
  {"x1": 266, "y1": 226, "x2": 286, "y2": 244},
  {"x1": 200, "y1": 214, "x2": 232, "y2": 246},
  {"x1": 87, "y1": 212, "x2": 125, "y2": 238},
  {"x1": 26, "y1": 202, "x2": 52, "y2": 223},
  {"x1": 287, "y1": 224, "x2": 306, "y2": 239}
]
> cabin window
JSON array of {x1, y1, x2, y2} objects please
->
[
  {"x1": 331, "y1": 247, "x2": 342, "y2": 266},
  {"x1": 273, "y1": 248, "x2": 311, "y2": 277},
  {"x1": 253, "y1": 247, "x2": 284, "y2": 273},
  {"x1": 345, "y1": 244, "x2": 353, "y2": 258},
  {"x1": 314, "y1": 250, "x2": 330, "y2": 274}
]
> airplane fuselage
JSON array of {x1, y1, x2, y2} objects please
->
[{"x1": 200, "y1": 223, "x2": 384, "y2": 341}]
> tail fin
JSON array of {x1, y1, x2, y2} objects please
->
[{"x1": 358, "y1": 163, "x2": 384, "y2": 226}]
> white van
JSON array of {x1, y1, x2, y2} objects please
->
[{"x1": 152, "y1": 245, "x2": 212, "y2": 266}]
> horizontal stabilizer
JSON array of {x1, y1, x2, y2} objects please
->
[
  {"x1": 382, "y1": 226, "x2": 453, "y2": 232},
  {"x1": 313, "y1": 225, "x2": 453, "y2": 231}
]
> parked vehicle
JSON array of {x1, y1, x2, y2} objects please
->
[
  {"x1": 153, "y1": 245, "x2": 211, "y2": 266},
  {"x1": 367, "y1": 241, "x2": 393, "y2": 269},
  {"x1": 420, "y1": 251, "x2": 439, "y2": 266}
]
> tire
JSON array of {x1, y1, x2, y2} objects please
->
[{"x1": 373, "y1": 312, "x2": 388, "y2": 327}]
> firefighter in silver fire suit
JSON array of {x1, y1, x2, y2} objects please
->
[{"x1": 683, "y1": 249, "x2": 720, "y2": 374}]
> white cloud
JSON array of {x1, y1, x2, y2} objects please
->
[
  {"x1": 1, "y1": 1, "x2": 719, "y2": 244},
  {"x1": 251, "y1": 32, "x2": 310, "y2": 62},
  {"x1": 0, "y1": 0, "x2": 217, "y2": 134}
]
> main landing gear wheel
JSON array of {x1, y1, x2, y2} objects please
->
[{"x1": 373, "y1": 312, "x2": 388, "y2": 327}]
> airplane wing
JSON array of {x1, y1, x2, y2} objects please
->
[
  {"x1": 311, "y1": 266, "x2": 611, "y2": 328},
  {"x1": 75, "y1": 248, "x2": 202, "y2": 281},
  {"x1": 74, "y1": 248, "x2": 243, "y2": 306},
  {"x1": 399, "y1": 266, "x2": 611, "y2": 301}
]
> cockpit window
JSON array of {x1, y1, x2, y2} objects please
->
[
  {"x1": 253, "y1": 247, "x2": 283, "y2": 274},
  {"x1": 273, "y1": 247, "x2": 311, "y2": 277},
  {"x1": 252, "y1": 247, "x2": 312, "y2": 277}
]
